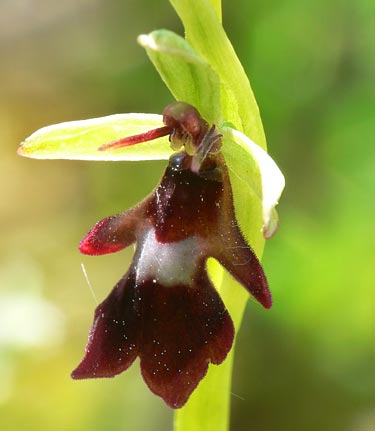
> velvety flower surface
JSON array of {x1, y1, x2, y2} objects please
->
[{"x1": 71, "y1": 102, "x2": 271, "y2": 408}]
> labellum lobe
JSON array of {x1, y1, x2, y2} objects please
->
[{"x1": 72, "y1": 102, "x2": 271, "y2": 408}]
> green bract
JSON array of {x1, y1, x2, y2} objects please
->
[
  {"x1": 18, "y1": 114, "x2": 170, "y2": 161},
  {"x1": 138, "y1": 30, "x2": 221, "y2": 125}
]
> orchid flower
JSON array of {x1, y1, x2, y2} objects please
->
[{"x1": 70, "y1": 102, "x2": 271, "y2": 408}]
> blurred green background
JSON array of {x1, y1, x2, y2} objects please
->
[{"x1": 0, "y1": 0, "x2": 373, "y2": 430}]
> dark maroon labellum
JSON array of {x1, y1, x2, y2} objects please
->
[{"x1": 72, "y1": 102, "x2": 271, "y2": 409}]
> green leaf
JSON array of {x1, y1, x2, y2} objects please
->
[
  {"x1": 138, "y1": 30, "x2": 221, "y2": 124},
  {"x1": 222, "y1": 127, "x2": 285, "y2": 240},
  {"x1": 18, "y1": 114, "x2": 171, "y2": 161},
  {"x1": 169, "y1": 0, "x2": 266, "y2": 149}
]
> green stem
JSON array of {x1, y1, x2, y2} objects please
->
[{"x1": 207, "y1": 0, "x2": 222, "y2": 22}]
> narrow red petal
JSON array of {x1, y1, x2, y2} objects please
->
[
  {"x1": 79, "y1": 205, "x2": 145, "y2": 255},
  {"x1": 98, "y1": 126, "x2": 171, "y2": 151},
  {"x1": 71, "y1": 272, "x2": 140, "y2": 379},
  {"x1": 208, "y1": 163, "x2": 273, "y2": 309},
  {"x1": 216, "y1": 237, "x2": 272, "y2": 309}
]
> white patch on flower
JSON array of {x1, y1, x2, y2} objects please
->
[{"x1": 135, "y1": 228, "x2": 200, "y2": 287}]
